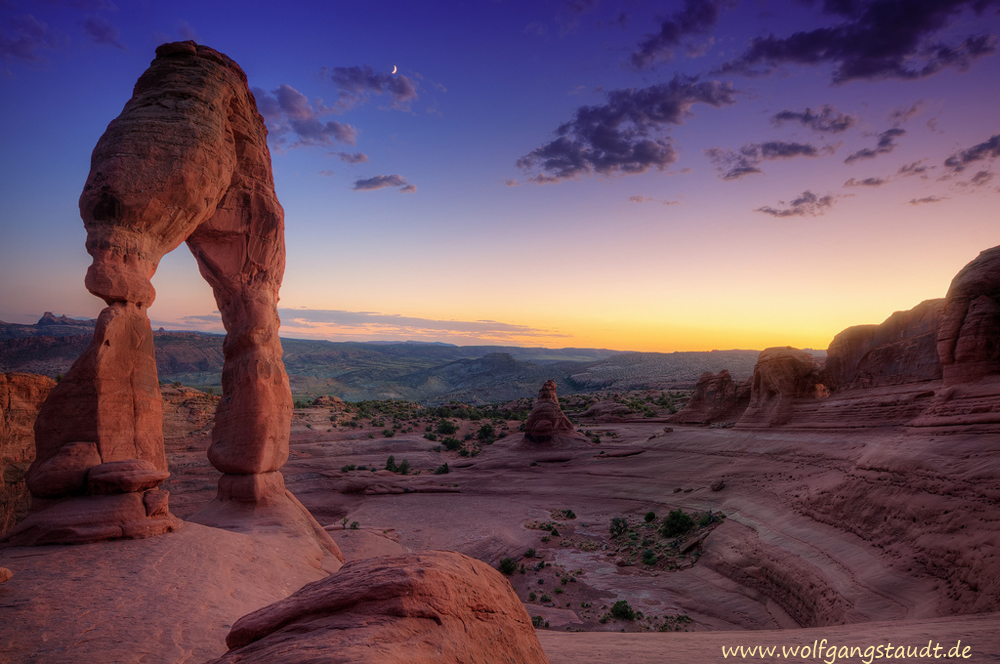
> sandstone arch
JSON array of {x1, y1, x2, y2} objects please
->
[{"x1": 5, "y1": 43, "x2": 336, "y2": 557}]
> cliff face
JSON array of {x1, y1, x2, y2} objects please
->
[
  {"x1": 736, "y1": 347, "x2": 826, "y2": 428},
  {"x1": 937, "y1": 246, "x2": 1000, "y2": 387},
  {"x1": 0, "y1": 373, "x2": 56, "y2": 534},
  {"x1": 825, "y1": 299, "x2": 944, "y2": 391},
  {"x1": 670, "y1": 370, "x2": 750, "y2": 424}
]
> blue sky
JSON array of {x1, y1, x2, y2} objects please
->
[{"x1": 1, "y1": 0, "x2": 998, "y2": 351}]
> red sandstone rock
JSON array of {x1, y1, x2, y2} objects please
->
[
  {"x1": 0, "y1": 566, "x2": 10, "y2": 583},
  {"x1": 825, "y1": 299, "x2": 943, "y2": 391},
  {"x1": 210, "y1": 550, "x2": 551, "y2": 664},
  {"x1": 524, "y1": 380, "x2": 577, "y2": 442},
  {"x1": 737, "y1": 347, "x2": 825, "y2": 428},
  {"x1": 938, "y1": 245, "x2": 1000, "y2": 386},
  {"x1": 12, "y1": 42, "x2": 325, "y2": 546},
  {"x1": 0, "y1": 373, "x2": 55, "y2": 534},
  {"x1": 670, "y1": 370, "x2": 749, "y2": 425}
]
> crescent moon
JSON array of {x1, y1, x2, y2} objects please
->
[{"x1": 392, "y1": 65, "x2": 397, "y2": 74}]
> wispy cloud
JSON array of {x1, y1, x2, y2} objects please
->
[
  {"x1": 253, "y1": 84, "x2": 358, "y2": 148},
  {"x1": 0, "y1": 14, "x2": 65, "y2": 63},
  {"x1": 719, "y1": 0, "x2": 998, "y2": 83},
  {"x1": 628, "y1": 0, "x2": 732, "y2": 69},
  {"x1": 331, "y1": 151, "x2": 368, "y2": 164},
  {"x1": 844, "y1": 128, "x2": 904, "y2": 164},
  {"x1": 771, "y1": 105, "x2": 855, "y2": 134},
  {"x1": 944, "y1": 134, "x2": 1000, "y2": 172},
  {"x1": 324, "y1": 64, "x2": 418, "y2": 111},
  {"x1": 277, "y1": 308, "x2": 569, "y2": 344},
  {"x1": 910, "y1": 195, "x2": 947, "y2": 205},
  {"x1": 81, "y1": 16, "x2": 123, "y2": 50},
  {"x1": 518, "y1": 74, "x2": 736, "y2": 183},
  {"x1": 352, "y1": 174, "x2": 414, "y2": 193},
  {"x1": 706, "y1": 141, "x2": 820, "y2": 180},
  {"x1": 844, "y1": 177, "x2": 886, "y2": 187},
  {"x1": 756, "y1": 190, "x2": 834, "y2": 217}
]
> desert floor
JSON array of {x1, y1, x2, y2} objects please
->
[{"x1": 2, "y1": 412, "x2": 999, "y2": 663}]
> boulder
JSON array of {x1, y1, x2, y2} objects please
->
[
  {"x1": 210, "y1": 551, "x2": 551, "y2": 664},
  {"x1": 737, "y1": 347, "x2": 825, "y2": 428},
  {"x1": 937, "y1": 245, "x2": 1000, "y2": 386},
  {"x1": 0, "y1": 567, "x2": 11, "y2": 583}
]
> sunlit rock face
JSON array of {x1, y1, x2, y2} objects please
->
[
  {"x1": 670, "y1": 369, "x2": 750, "y2": 425},
  {"x1": 210, "y1": 551, "x2": 552, "y2": 664},
  {"x1": 4, "y1": 42, "x2": 334, "y2": 551},
  {"x1": 0, "y1": 372, "x2": 55, "y2": 535}
]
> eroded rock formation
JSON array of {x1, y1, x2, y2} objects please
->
[
  {"x1": 737, "y1": 347, "x2": 826, "y2": 428},
  {"x1": 524, "y1": 380, "x2": 577, "y2": 443},
  {"x1": 210, "y1": 551, "x2": 551, "y2": 664},
  {"x1": 4, "y1": 42, "x2": 335, "y2": 552},
  {"x1": 0, "y1": 373, "x2": 55, "y2": 534},
  {"x1": 937, "y1": 246, "x2": 1000, "y2": 387},
  {"x1": 670, "y1": 370, "x2": 750, "y2": 425},
  {"x1": 824, "y1": 299, "x2": 943, "y2": 391}
]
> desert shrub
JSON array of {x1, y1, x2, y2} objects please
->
[
  {"x1": 498, "y1": 557, "x2": 517, "y2": 575},
  {"x1": 350, "y1": 521, "x2": 360, "y2": 530},
  {"x1": 610, "y1": 517, "x2": 628, "y2": 538},
  {"x1": 642, "y1": 549, "x2": 657, "y2": 565},
  {"x1": 554, "y1": 587, "x2": 564, "y2": 595},
  {"x1": 540, "y1": 594, "x2": 552, "y2": 602},
  {"x1": 340, "y1": 464, "x2": 356, "y2": 472},
  {"x1": 611, "y1": 600, "x2": 636, "y2": 621},
  {"x1": 661, "y1": 509, "x2": 694, "y2": 537},
  {"x1": 699, "y1": 510, "x2": 719, "y2": 527},
  {"x1": 459, "y1": 448, "x2": 469, "y2": 457},
  {"x1": 436, "y1": 419, "x2": 458, "y2": 435},
  {"x1": 398, "y1": 459, "x2": 410, "y2": 475},
  {"x1": 442, "y1": 437, "x2": 462, "y2": 451},
  {"x1": 434, "y1": 463, "x2": 450, "y2": 475},
  {"x1": 477, "y1": 423, "x2": 495, "y2": 442},
  {"x1": 549, "y1": 528, "x2": 560, "y2": 537},
  {"x1": 423, "y1": 432, "x2": 437, "y2": 441},
  {"x1": 524, "y1": 548, "x2": 536, "y2": 558},
  {"x1": 385, "y1": 455, "x2": 397, "y2": 472},
  {"x1": 529, "y1": 591, "x2": 537, "y2": 601},
  {"x1": 564, "y1": 509, "x2": 576, "y2": 519},
  {"x1": 382, "y1": 429, "x2": 395, "y2": 438},
  {"x1": 644, "y1": 511, "x2": 656, "y2": 523},
  {"x1": 531, "y1": 615, "x2": 544, "y2": 628}
]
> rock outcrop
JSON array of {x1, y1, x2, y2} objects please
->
[
  {"x1": 737, "y1": 347, "x2": 826, "y2": 428},
  {"x1": 937, "y1": 246, "x2": 1000, "y2": 387},
  {"x1": 209, "y1": 551, "x2": 551, "y2": 664},
  {"x1": 0, "y1": 373, "x2": 55, "y2": 534},
  {"x1": 4, "y1": 43, "x2": 336, "y2": 555},
  {"x1": 824, "y1": 299, "x2": 943, "y2": 391},
  {"x1": 524, "y1": 380, "x2": 577, "y2": 443},
  {"x1": 670, "y1": 370, "x2": 750, "y2": 425}
]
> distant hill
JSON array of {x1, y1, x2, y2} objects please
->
[{"x1": 0, "y1": 314, "x2": 769, "y2": 404}]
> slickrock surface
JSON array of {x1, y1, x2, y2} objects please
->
[
  {"x1": 210, "y1": 551, "x2": 551, "y2": 664},
  {"x1": 0, "y1": 522, "x2": 333, "y2": 663},
  {"x1": 0, "y1": 373, "x2": 54, "y2": 534}
]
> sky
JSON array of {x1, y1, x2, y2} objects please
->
[{"x1": 1, "y1": 0, "x2": 998, "y2": 353}]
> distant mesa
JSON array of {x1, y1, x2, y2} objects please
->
[
  {"x1": 37, "y1": 312, "x2": 96, "y2": 327},
  {"x1": 210, "y1": 551, "x2": 551, "y2": 664}
]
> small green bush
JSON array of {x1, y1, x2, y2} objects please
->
[
  {"x1": 350, "y1": 521, "x2": 360, "y2": 530},
  {"x1": 540, "y1": 594, "x2": 552, "y2": 602},
  {"x1": 529, "y1": 591, "x2": 537, "y2": 601},
  {"x1": 642, "y1": 549, "x2": 657, "y2": 565},
  {"x1": 661, "y1": 509, "x2": 694, "y2": 537},
  {"x1": 611, "y1": 600, "x2": 636, "y2": 621},
  {"x1": 498, "y1": 557, "x2": 517, "y2": 575},
  {"x1": 436, "y1": 419, "x2": 458, "y2": 435},
  {"x1": 644, "y1": 511, "x2": 656, "y2": 523},
  {"x1": 385, "y1": 455, "x2": 397, "y2": 472},
  {"x1": 524, "y1": 548, "x2": 536, "y2": 558},
  {"x1": 442, "y1": 437, "x2": 462, "y2": 451},
  {"x1": 610, "y1": 517, "x2": 628, "y2": 538},
  {"x1": 434, "y1": 463, "x2": 450, "y2": 475}
]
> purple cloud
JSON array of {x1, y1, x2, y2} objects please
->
[
  {"x1": 707, "y1": 141, "x2": 820, "y2": 180},
  {"x1": 253, "y1": 84, "x2": 358, "y2": 148},
  {"x1": 756, "y1": 190, "x2": 835, "y2": 217},
  {"x1": 352, "y1": 174, "x2": 414, "y2": 193},
  {"x1": 325, "y1": 65, "x2": 418, "y2": 111}
]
